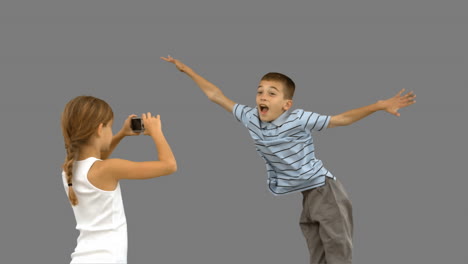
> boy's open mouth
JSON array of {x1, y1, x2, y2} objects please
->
[{"x1": 259, "y1": 104, "x2": 269, "y2": 114}]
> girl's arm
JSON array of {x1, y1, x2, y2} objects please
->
[
  {"x1": 103, "y1": 113, "x2": 177, "y2": 180},
  {"x1": 101, "y1": 115, "x2": 139, "y2": 160},
  {"x1": 100, "y1": 132, "x2": 125, "y2": 160}
]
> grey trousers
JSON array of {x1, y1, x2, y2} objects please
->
[{"x1": 300, "y1": 177, "x2": 353, "y2": 264}]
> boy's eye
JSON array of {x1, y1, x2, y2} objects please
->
[{"x1": 269, "y1": 93, "x2": 276, "y2": 96}]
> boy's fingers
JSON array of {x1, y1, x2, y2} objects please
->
[
  {"x1": 396, "y1": 88, "x2": 405, "y2": 97},
  {"x1": 405, "y1": 94, "x2": 416, "y2": 103},
  {"x1": 161, "y1": 56, "x2": 176, "y2": 63}
]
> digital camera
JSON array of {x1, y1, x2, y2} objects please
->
[{"x1": 130, "y1": 117, "x2": 145, "y2": 133}]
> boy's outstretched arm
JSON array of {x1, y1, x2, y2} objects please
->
[
  {"x1": 328, "y1": 89, "x2": 416, "y2": 128},
  {"x1": 161, "y1": 56, "x2": 236, "y2": 113}
]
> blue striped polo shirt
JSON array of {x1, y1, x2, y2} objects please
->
[{"x1": 233, "y1": 104, "x2": 334, "y2": 195}]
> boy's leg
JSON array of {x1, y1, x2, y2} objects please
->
[
  {"x1": 300, "y1": 187, "x2": 327, "y2": 264},
  {"x1": 317, "y1": 177, "x2": 353, "y2": 264}
]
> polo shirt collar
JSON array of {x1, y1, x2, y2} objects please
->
[{"x1": 260, "y1": 109, "x2": 292, "y2": 128}]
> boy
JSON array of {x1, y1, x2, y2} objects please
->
[{"x1": 162, "y1": 56, "x2": 415, "y2": 264}]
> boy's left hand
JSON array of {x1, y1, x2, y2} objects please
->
[
  {"x1": 118, "y1": 114, "x2": 141, "y2": 136},
  {"x1": 378, "y1": 89, "x2": 416, "y2": 117}
]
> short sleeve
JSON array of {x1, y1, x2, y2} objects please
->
[
  {"x1": 298, "y1": 110, "x2": 331, "y2": 132},
  {"x1": 232, "y1": 104, "x2": 257, "y2": 128}
]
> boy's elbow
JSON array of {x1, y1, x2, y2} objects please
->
[
  {"x1": 340, "y1": 118, "x2": 352, "y2": 127},
  {"x1": 330, "y1": 115, "x2": 349, "y2": 128},
  {"x1": 207, "y1": 92, "x2": 215, "y2": 101},
  {"x1": 207, "y1": 91, "x2": 222, "y2": 103}
]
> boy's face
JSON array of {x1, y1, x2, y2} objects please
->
[{"x1": 256, "y1": 80, "x2": 292, "y2": 122}]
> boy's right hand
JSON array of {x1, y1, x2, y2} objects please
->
[
  {"x1": 142, "y1": 112, "x2": 162, "y2": 136},
  {"x1": 161, "y1": 55, "x2": 190, "y2": 73}
]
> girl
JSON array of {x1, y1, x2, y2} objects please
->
[{"x1": 61, "y1": 95, "x2": 177, "y2": 263}]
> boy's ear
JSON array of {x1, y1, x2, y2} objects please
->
[{"x1": 283, "y1": 100, "x2": 293, "y2": 111}]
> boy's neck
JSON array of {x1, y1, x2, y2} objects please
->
[{"x1": 270, "y1": 109, "x2": 291, "y2": 125}]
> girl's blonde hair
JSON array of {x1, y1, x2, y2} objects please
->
[{"x1": 61, "y1": 96, "x2": 114, "y2": 206}]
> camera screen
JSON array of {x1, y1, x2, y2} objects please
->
[{"x1": 131, "y1": 118, "x2": 142, "y2": 131}]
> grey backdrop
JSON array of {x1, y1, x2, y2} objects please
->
[{"x1": 0, "y1": 1, "x2": 467, "y2": 263}]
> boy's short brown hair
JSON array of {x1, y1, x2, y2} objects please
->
[{"x1": 261, "y1": 72, "x2": 295, "y2": 99}]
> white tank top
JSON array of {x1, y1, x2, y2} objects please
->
[{"x1": 62, "y1": 157, "x2": 127, "y2": 263}]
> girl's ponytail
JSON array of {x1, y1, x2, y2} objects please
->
[
  {"x1": 63, "y1": 143, "x2": 79, "y2": 206},
  {"x1": 61, "y1": 95, "x2": 113, "y2": 207}
]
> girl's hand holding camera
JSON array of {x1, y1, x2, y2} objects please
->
[
  {"x1": 123, "y1": 112, "x2": 162, "y2": 137},
  {"x1": 119, "y1": 114, "x2": 141, "y2": 137},
  {"x1": 141, "y1": 112, "x2": 162, "y2": 136}
]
